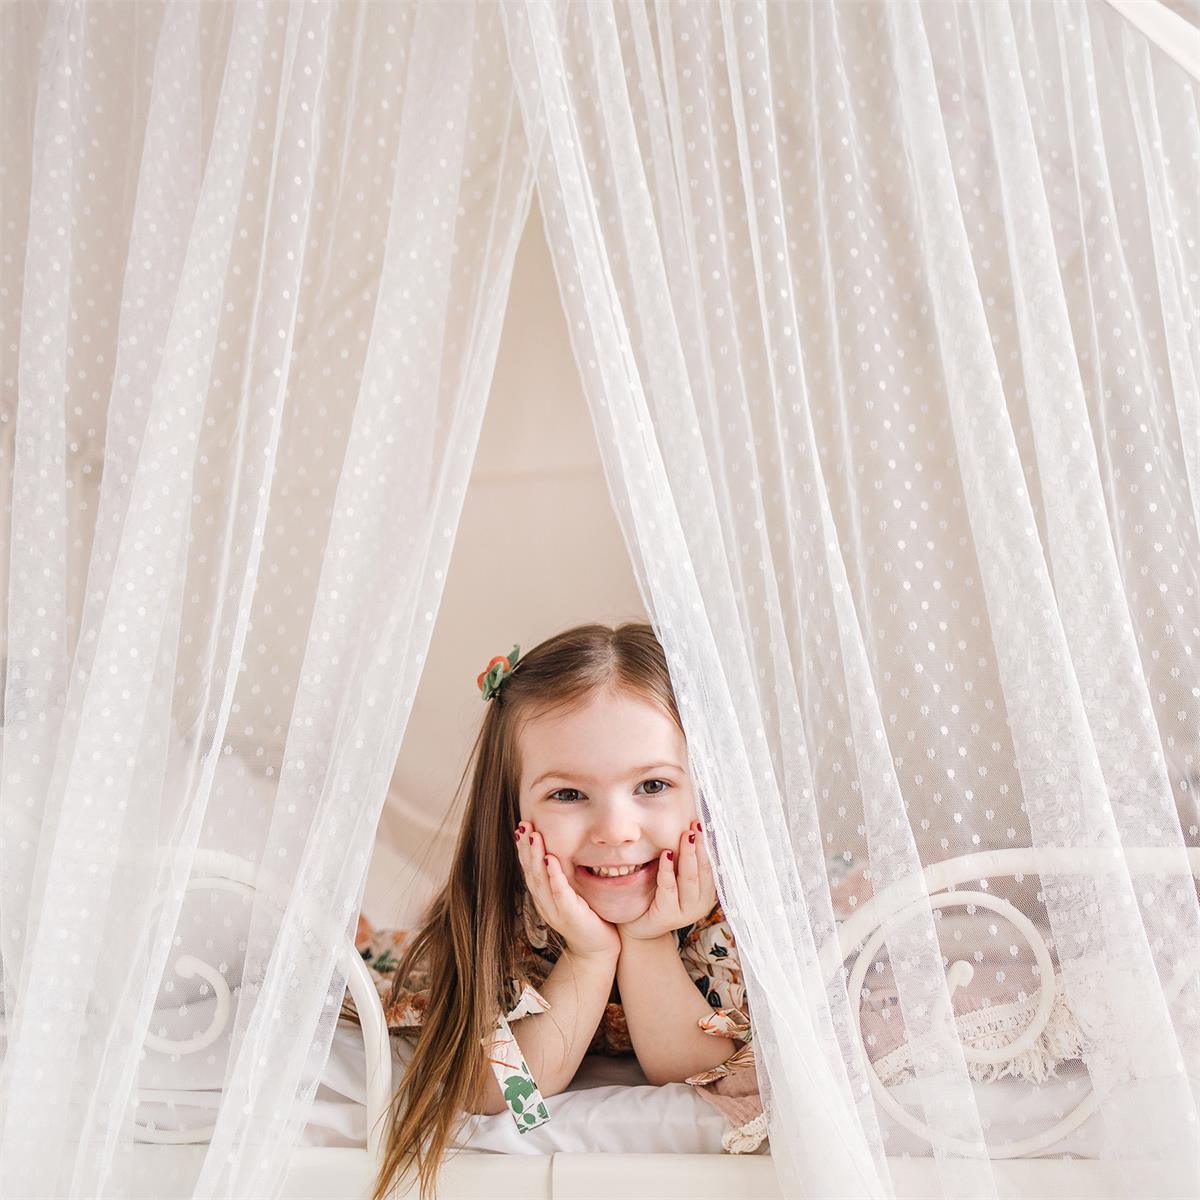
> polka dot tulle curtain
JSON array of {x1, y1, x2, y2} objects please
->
[
  {"x1": 1, "y1": 2, "x2": 535, "y2": 1195},
  {"x1": 505, "y1": 0, "x2": 1200, "y2": 1196},
  {"x1": 1, "y1": 1, "x2": 1198, "y2": 1198}
]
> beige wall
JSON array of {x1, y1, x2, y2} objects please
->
[{"x1": 361, "y1": 200, "x2": 645, "y2": 928}]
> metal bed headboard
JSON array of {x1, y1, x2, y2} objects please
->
[
  {"x1": 132, "y1": 850, "x2": 392, "y2": 1164},
  {"x1": 823, "y1": 846, "x2": 1200, "y2": 1157},
  {"x1": 129, "y1": 846, "x2": 1200, "y2": 1163}
]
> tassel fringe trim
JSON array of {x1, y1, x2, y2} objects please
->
[{"x1": 872, "y1": 974, "x2": 1089, "y2": 1088}]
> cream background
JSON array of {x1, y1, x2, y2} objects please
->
[{"x1": 360, "y1": 200, "x2": 646, "y2": 929}]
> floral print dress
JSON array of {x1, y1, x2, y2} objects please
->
[{"x1": 355, "y1": 893, "x2": 766, "y2": 1153}]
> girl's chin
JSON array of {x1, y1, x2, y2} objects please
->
[{"x1": 582, "y1": 892, "x2": 653, "y2": 923}]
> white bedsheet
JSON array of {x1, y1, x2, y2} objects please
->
[
  {"x1": 302, "y1": 1021, "x2": 1108, "y2": 1159},
  {"x1": 306, "y1": 1028, "x2": 737, "y2": 1155},
  {"x1": 32, "y1": 993, "x2": 1107, "y2": 1159}
]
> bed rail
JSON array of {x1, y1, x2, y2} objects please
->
[
  {"x1": 133, "y1": 850, "x2": 391, "y2": 1164},
  {"x1": 129, "y1": 845, "x2": 1200, "y2": 1165}
]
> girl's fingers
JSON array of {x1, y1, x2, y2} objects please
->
[
  {"x1": 528, "y1": 829, "x2": 548, "y2": 889},
  {"x1": 544, "y1": 849, "x2": 567, "y2": 897},
  {"x1": 527, "y1": 828, "x2": 578, "y2": 921},
  {"x1": 656, "y1": 847, "x2": 677, "y2": 894},
  {"x1": 679, "y1": 825, "x2": 699, "y2": 900},
  {"x1": 513, "y1": 821, "x2": 531, "y2": 853},
  {"x1": 515, "y1": 823, "x2": 534, "y2": 876},
  {"x1": 515, "y1": 823, "x2": 550, "y2": 915},
  {"x1": 681, "y1": 823, "x2": 698, "y2": 869},
  {"x1": 695, "y1": 826, "x2": 717, "y2": 907}
]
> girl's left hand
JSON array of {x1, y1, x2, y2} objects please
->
[{"x1": 617, "y1": 819, "x2": 716, "y2": 941}]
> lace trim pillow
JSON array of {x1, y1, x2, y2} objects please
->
[{"x1": 870, "y1": 971, "x2": 1091, "y2": 1088}]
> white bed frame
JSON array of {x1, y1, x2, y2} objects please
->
[
  {"x1": 130, "y1": 850, "x2": 392, "y2": 1161},
  {"x1": 121, "y1": 846, "x2": 1199, "y2": 1198},
  {"x1": 824, "y1": 846, "x2": 1200, "y2": 1161}
]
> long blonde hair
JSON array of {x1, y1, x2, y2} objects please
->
[{"x1": 348, "y1": 621, "x2": 682, "y2": 1200}]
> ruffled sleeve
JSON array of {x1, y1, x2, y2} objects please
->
[
  {"x1": 678, "y1": 904, "x2": 756, "y2": 1077},
  {"x1": 682, "y1": 1006, "x2": 756, "y2": 1084},
  {"x1": 677, "y1": 906, "x2": 768, "y2": 1153},
  {"x1": 356, "y1": 915, "x2": 428, "y2": 1030}
]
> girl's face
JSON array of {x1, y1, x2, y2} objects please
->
[{"x1": 516, "y1": 686, "x2": 698, "y2": 926}]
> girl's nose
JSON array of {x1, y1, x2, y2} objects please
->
[{"x1": 590, "y1": 805, "x2": 641, "y2": 846}]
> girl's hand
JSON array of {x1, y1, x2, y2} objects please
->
[
  {"x1": 515, "y1": 821, "x2": 621, "y2": 961},
  {"x1": 617, "y1": 820, "x2": 716, "y2": 942}
]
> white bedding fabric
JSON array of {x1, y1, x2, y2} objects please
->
[
  {"x1": 310, "y1": 1026, "x2": 1108, "y2": 1159},
  {"x1": 118, "y1": 1001, "x2": 1109, "y2": 1159},
  {"x1": 310, "y1": 1034, "x2": 739, "y2": 1156}
]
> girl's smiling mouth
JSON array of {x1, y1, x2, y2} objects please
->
[{"x1": 577, "y1": 859, "x2": 657, "y2": 883}]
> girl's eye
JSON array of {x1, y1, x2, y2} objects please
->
[
  {"x1": 636, "y1": 779, "x2": 671, "y2": 796},
  {"x1": 548, "y1": 780, "x2": 671, "y2": 802}
]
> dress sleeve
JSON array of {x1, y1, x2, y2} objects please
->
[
  {"x1": 482, "y1": 981, "x2": 553, "y2": 1133},
  {"x1": 682, "y1": 1006, "x2": 756, "y2": 1085},
  {"x1": 678, "y1": 907, "x2": 757, "y2": 1085},
  {"x1": 677, "y1": 910, "x2": 767, "y2": 1152}
]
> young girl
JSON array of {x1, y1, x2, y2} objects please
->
[{"x1": 350, "y1": 623, "x2": 765, "y2": 1200}]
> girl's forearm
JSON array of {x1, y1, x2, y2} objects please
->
[
  {"x1": 616, "y1": 932, "x2": 735, "y2": 1086},
  {"x1": 473, "y1": 946, "x2": 618, "y2": 1115}
]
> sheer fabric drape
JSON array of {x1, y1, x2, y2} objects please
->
[
  {"x1": 0, "y1": 2, "x2": 533, "y2": 1195},
  {"x1": 502, "y1": 1, "x2": 1200, "y2": 1197},
  {"x1": 3, "y1": 1, "x2": 1199, "y2": 1199}
]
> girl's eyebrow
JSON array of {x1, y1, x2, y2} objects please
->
[{"x1": 529, "y1": 762, "x2": 684, "y2": 789}]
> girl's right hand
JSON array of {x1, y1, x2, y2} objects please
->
[{"x1": 515, "y1": 821, "x2": 621, "y2": 961}]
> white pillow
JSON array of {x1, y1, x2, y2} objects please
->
[{"x1": 304, "y1": 1022, "x2": 731, "y2": 1155}]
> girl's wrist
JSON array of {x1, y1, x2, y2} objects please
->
[
  {"x1": 617, "y1": 927, "x2": 674, "y2": 949},
  {"x1": 564, "y1": 942, "x2": 621, "y2": 968}
]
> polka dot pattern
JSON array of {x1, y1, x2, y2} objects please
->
[
  {"x1": 1, "y1": 0, "x2": 1198, "y2": 1193},
  {"x1": 504, "y1": 0, "x2": 1200, "y2": 1185},
  {"x1": 1, "y1": 2, "x2": 532, "y2": 1193}
]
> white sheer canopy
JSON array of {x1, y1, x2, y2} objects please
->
[
  {"x1": 503, "y1": 0, "x2": 1200, "y2": 1196},
  {"x1": 2, "y1": 1, "x2": 1198, "y2": 1198},
  {"x1": 1, "y1": 2, "x2": 534, "y2": 1195}
]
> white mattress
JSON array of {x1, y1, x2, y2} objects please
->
[{"x1": 117, "y1": 1146, "x2": 1166, "y2": 1200}]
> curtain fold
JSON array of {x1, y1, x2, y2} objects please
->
[
  {"x1": 501, "y1": 1, "x2": 1200, "y2": 1197},
  {"x1": 0, "y1": 2, "x2": 534, "y2": 1196},
  {"x1": 2, "y1": 1, "x2": 1198, "y2": 1198}
]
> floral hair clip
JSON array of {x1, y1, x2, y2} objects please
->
[{"x1": 477, "y1": 644, "x2": 521, "y2": 701}]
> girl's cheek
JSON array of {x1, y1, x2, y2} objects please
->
[{"x1": 675, "y1": 793, "x2": 699, "y2": 826}]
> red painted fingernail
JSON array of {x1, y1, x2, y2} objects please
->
[
  {"x1": 667, "y1": 850, "x2": 674, "y2": 861},
  {"x1": 528, "y1": 835, "x2": 533, "y2": 844},
  {"x1": 696, "y1": 823, "x2": 703, "y2": 832},
  {"x1": 689, "y1": 833, "x2": 696, "y2": 843},
  {"x1": 514, "y1": 832, "x2": 520, "y2": 841},
  {"x1": 517, "y1": 824, "x2": 525, "y2": 833},
  {"x1": 543, "y1": 856, "x2": 549, "y2": 866}
]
